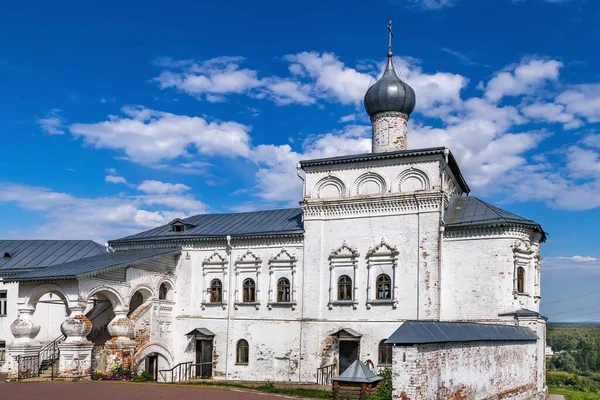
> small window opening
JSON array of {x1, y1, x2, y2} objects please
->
[
  {"x1": 3, "y1": 252, "x2": 10, "y2": 258},
  {"x1": 236, "y1": 339, "x2": 249, "y2": 364},
  {"x1": 337, "y1": 275, "x2": 352, "y2": 301},
  {"x1": 378, "y1": 339, "x2": 393, "y2": 366},
  {"x1": 172, "y1": 224, "x2": 185, "y2": 232},
  {"x1": 243, "y1": 278, "x2": 256, "y2": 302},
  {"x1": 159, "y1": 283, "x2": 169, "y2": 300},
  {"x1": 517, "y1": 267, "x2": 525, "y2": 294},
  {"x1": 0, "y1": 291, "x2": 6, "y2": 317},
  {"x1": 210, "y1": 279, "x2": 223, "y2": 303},
  {"x1": 376, "y1": 274, "x2": 392, "y2": 300},
  {"x1": 277, "y1": 278, "x2": 291, "y2": 302}
]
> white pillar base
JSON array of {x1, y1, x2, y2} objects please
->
[
  {"x1": 6, "y1": 344, "x2": 42, "y2": 381},
  {"x1": 58, "y1": 342, "x2": 93, "y2": 379}
]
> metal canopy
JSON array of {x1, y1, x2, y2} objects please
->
[
  {"x1": 331, "y1": 360, "x2": 382, "y2": 384},
  {"x1": 186, "y1": 328, "x2": 215, "y2": 337},
  {"x1": 386, "y1": 321, "x2": 538, "y2": 345},
  {"x1": 331, "y1": 328, "x2": 362, "y2": 338}
]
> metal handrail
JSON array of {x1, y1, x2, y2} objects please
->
[
  {"x1": 316, "y1": 363, "x2": 336, "y2": 385},
  {"x1": 158, "y1": 361, "x2": 192, "y2": 383}
]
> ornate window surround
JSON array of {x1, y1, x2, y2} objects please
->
[
  {"x1": 267, "y1": 248, "x2": 297, "y2": 310},
  {"x1": 366, "y1": 239, "x2": 399, "y2": 309},
  {"x1": 201, "y1": 250, "x2": 228, "y2": 310},
  {"x1": 328, "y1": 241, "x2": 359, "y2": 309},
  {"x1": 513, "y1": 241, "x2": 534, "y2": 300},
  {"x1": 234, "y1": 250, "x2": 262, "y2": 310}
]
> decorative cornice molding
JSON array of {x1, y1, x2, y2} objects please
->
[
  {"x1": 302, "y1": 192, "x2": 443, "y2": 220},
  {"x1": 443, "y1": 225, "x2": 535, "y2": 241}
]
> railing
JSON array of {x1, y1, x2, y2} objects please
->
[
  {"x1": 316, "y1": 363, "x2": 336, "y2": 385},
  {"x1": 159, "y1": 361, "x2": 192, "y2": 383},
  {"x1": 16, "y1": 355, "x2": 40, "y2": 381}
]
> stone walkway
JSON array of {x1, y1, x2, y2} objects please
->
[{"x1": 0, "y1": 381, "x2": 316, "y2": 400}]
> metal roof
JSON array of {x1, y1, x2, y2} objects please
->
[
  {"x1": 444, "y1": 197, "x2": 546, "y2": 241},
  {"x1": 111, "y1": 208, "x2": 303, "y2": 244},
  {"x1": 386, "y1": 321, "x2": 538, "y2": 345},
  {"x1": 331, "y1": 360, "x2": 383, "y2": 384},
  {"x1": 499, "y1": 308, "x2": 547, "y2": 321},
  {"x1": 331, "y1": 328, "x2": 363, "y2": 338},
  {"x1": 299, "y1": 147, "x2": 470, "y2": 194},
  {"x1": 3, "y1": 249, "x2": 180, "y2": 282},
  {"x1": 0, "y1": 240, "x2": 105, "y2": 271},
  {"x1": 185, "y1": 328, "x2": 215, "y2": 337}
]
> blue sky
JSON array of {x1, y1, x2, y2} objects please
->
[{"x1": 2, "y1": 0, "x2": 600, "y2": 321}]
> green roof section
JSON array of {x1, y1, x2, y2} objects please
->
[{"x1": 444, "y1": 196, "x2": 546, "y2": 241}]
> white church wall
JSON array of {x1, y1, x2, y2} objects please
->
[
  {"x1": 441, "y1": 232, "x2": 540, "y2": 321},
  {"x1": 392, "y1": 341, "x2": 542, "y2": 399}
]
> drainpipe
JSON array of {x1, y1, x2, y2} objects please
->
[
  {"x1": 225, "y1": 235, "x2": 233, "y2": 379},
  {"x1": 439, "y1": 149, "x2": 450, "y2": 321}
]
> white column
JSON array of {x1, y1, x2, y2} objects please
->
[{"x1": 58, "y1": 303, "x2": 94, "y2": 378}]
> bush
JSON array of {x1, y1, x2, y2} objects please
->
[
  {"x1": 367, "y1": 368, "x2": 392, "y2": 400},
  {"x1": 109, "y1": 363, "x2": 133, "y2": 381},
  {"x1": 133, "y1": 369, "x2": 154, "y2": 382}
]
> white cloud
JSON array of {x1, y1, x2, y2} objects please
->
[
  {"x1": 484, "y1": 58, "x2": 563, "y2": 102},
  {"x1": 69, "y1": 106, "x2": 252, "y2": 165},
  {"x1": 521, "y1": 102, "x2": 582, "y2": 129},
  {"x1": 137, "y1": 180, "x2": 190, "y2": 194},
  {"x1": 0, "y1": 181, "x2": 207, "y2": 243},
  {"x1": 544, "y1": 256, "x2": 600, "y2": 273},
  {"x1": 38, "y1": 109, "x2": 66, "y2": 135},
  {"x1": 556, "y1": 84, "x2": 600, "y2": 124},
  {"x1": 105, "y1": 175, "x2": 127, "y2": 184}
]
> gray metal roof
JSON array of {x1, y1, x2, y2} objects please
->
[
  {"x1": 499, "y1": 309, "x2": 547, "y2": 320},
  {"x1": 331, "y1": 360, "x2": 382, "y2": 384},
  {"x1": 3, "y1": 249, "x2": 180, "y2": 282},
  {"x1": 444, "y1": 196, "x2": 546, "y2": 241},
  {"x1": 386, "y1": 321, "x2": 538, "y2": 345},
  {"x1": 0, "y1": 240, "x2": 105, "y2": 271},
  {"x1": 299, "y1": 147, "x2": 470, "y2": 194},
  {"x1": 331, "y1": 328, "x2": 362, "y2": 338},
  {"x1": 111, "y1": 208, "x2": 303, "y2": 244},
  {"x1": 364, "y1": 55, "x2": 416, "y2": 117},
  {"x1": 185, "y1": 328, "x2": 215, "y2": 337}
]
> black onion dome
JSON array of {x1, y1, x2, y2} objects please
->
[{"x1": 364, "y1": 54, "x2": 416, "y2": 117}]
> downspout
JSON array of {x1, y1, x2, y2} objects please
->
[
  {"x1": 225, "y1": 234, "x2": 233, "y2": 379},
  {"x1": 296, "y1": 162, "x2": 305, "y2": 382},
  {"x1": 415, "y1": 193, "x2": 420, "y2": 320},
  {"x1": 438, "y1": 149, "x2": 450, "y2": 321}
]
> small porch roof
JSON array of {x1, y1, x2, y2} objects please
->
[
  {"x1": 331, "y1": 328, "x2": 362, "y2": 338},
  {"x1": 185, "y1": 328, "x2": 215, "y2": 337},
  {"x1": 2, "y1": 249, "x2": 180, "y2": 282},
  {"x1": 331, "y1": 360, "x2": 382, "y2": 384}
]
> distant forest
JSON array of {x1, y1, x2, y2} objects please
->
[{"x1": 547, "y1": 324, "x2": 600, "y2": 373}]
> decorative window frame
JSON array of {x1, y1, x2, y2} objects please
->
[
  {"x1": 234, "y1": 250, "x2": 262, "y2": 310},
  {"x1": 366, "y1": 239, "x2": 399, "y2": 309},
  {"x1": 313, "y1": 175, "x2": 347, "y2": 199},
  {"x1": 267, "y1": 248, "x2": 297, "y2": 310},
  {"x1": 352, "y1": 172, "x2": 387, "y2": 196},
  {"x1": 201, "y1": 250, "x2": 228, "y2": 310},
  {"x1": 513, "y1": 241, "x2": 534, "y2": 300},
  {"x1": 395, "y1": 167, "x2": 431, "y2": 192},
  {"x1": 328, "y1": 241, "x2": 359, "y2": 309}
]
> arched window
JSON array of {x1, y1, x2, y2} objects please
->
[
  {"x1": 210, "y1": 279, "x2": 222, "y2": 303},
  {"x1": 338, "y1": 275, "x2": 352, "y2": 301},
  {"x1": 243, "y1": 278, "x2": 256, "y2": 302},
  {"x1": 517, "y1": 267, "x2": 525, "y2": 293},
  {"x1": 277, "y1": 278, "x2": 291, "y2": 302},
  {"x1": 159, "y1": 283, "x2": 169, "y2": 300},
  {"x1": 376, "y1": 274, "x2": 392, "y2": 300},
  {"x1": 379, "y1": 339, "x2": 393, "y2": 366},
  {"x1": 236, "y1": 339, "x2": 249, "y2": 364}
]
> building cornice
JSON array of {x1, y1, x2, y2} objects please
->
[
  {"x1": 443, "y1": 225, "x2": 536, "y2": 242},
  {"x1": 302, "y1": 192, "x2": 443, "y2": 220}
]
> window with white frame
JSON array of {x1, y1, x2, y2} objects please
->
[
  {"x1": 366, "y1": 240, "x2": 398, "y2": 309},
  {"x1": 267, "y1": 248, "x2": 297, "y2": 309},
  {"x1": 0, "y1": 290, "x2": 6, "y2": 316},
  {"x1": 513, "y1": 241, "x2": 533, "y2": 299},
  {"x1": 328, "y1": 241, "x2": 359, "y2": 309},
  {"x1": 0, "y1": 340, "x2": 5, "y2": 364},
  {"x1": 234, "y1": 250, "x2": 262, "y2": 309},
  {"x1": 201, "y1": 251, "x2": 228, "y2": 309}
]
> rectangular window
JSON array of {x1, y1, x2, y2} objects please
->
[
  {"x1": 0, "y1": 291, "x2": 6, "y2": 316},
  {"x1": 0, "y1": 341, "x2": 5, "y2": 363}
]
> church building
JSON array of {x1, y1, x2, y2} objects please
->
[{"x1": 0, "y1": 30, "x2": 548, "y2": 399}]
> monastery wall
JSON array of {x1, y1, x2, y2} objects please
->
[{"x1": 392, "y1": 341, "x2": 542, "y2": 399}]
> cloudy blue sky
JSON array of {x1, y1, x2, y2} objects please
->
[{"x1": 1, "y1": 0, "x2": 600, "y2": 321}]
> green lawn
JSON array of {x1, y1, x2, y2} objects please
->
[{"x1": 549, "y1": 387, "x2": 600, "y2": 400}]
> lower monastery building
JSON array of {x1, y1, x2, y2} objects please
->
[{"x1": 0, "y1": 36, "x2": 548, "y2": 399}]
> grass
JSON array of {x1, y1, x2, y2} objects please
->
[
  {"x1": 182, "y1": 380, "x2": 332, "y2": 399},
  {"x1": 548, "y1": 387, "x2": 600, "y2": 400}
]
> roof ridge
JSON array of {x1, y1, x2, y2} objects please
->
[{"x1": 473, "y1": 197, "x2": 534, "y2": 223}]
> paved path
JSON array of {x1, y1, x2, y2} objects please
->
[
  {"x1": 0, "y1": 381, "x2": 312, "y2": 400},
  {"x1": 549, "y1": 395, "x2": 566, "y2": 400}
]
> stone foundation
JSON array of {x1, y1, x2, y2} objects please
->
[{"x1": 58, "y1": 342, "x2": 93, "y2": 378}]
